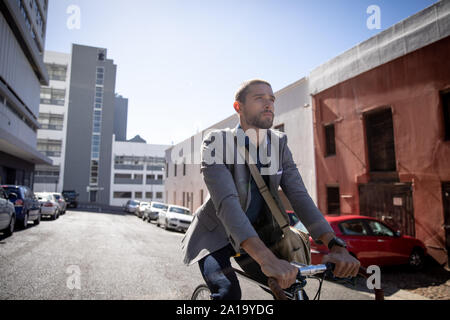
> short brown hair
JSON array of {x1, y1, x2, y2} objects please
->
[{"x1": 235, "y1": 79, "x2": 272, "y2": 104}]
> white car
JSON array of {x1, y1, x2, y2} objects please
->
[
  {"x1": 136, "y1": 201, "x2": 150, "y2": 219},
  {"x1": 35, "y1": 192, "x2": 60, "y2": 220},
  {"x1": 142, "y1": 201, "x2": 168, "y2": 222},
  {"x1": 157, "y1": 205, "x2": 192, "y2": 232}
]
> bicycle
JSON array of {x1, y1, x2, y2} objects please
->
[{"x1": 191, "y1": 262, "x2": 384, "y2": 300}]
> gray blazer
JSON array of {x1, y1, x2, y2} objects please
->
[{"x1": 181, "y1": 127, "x2": 334, "y2": 266}]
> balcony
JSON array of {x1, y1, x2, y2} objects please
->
[{"x1": 114, "y1": 164, "x2": 144, "y2": 171}]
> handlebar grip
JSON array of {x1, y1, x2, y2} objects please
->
[{"x1": 268, "y1": 277, "x2": 288, "y2": 300}]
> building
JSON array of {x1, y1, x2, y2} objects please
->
[
  {"x1": 0, "y1": 0, "x2": 52, "y2": 187},
  {"x1": 114, "y1": 95, "x2": 128, "y2": 142},
  {"x1": 63, "y1": 44, "x2": 118, "y2": 205},
  {"x1": 33, "y1": 51, "x2": 71, "y2": 192},
  {"x1": 164, "y1": 77, "x2": 318, "y2": 213},
  {"x1": 110, "y1": 135, "x2": 169, "y2": 207},
  {"x1": 310, "y1": 1, "x2": 450, "y2": 265}
]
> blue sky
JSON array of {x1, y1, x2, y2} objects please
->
[{"x1": 45, "y1": 0, "x2": 438, "y2": 145}]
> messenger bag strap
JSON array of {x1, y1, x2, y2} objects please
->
[{"x1": 234, "y1": 136, "x2": 290, "y2": 235}]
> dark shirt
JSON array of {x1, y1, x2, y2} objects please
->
[{"x1": 238, "y1": 125, "x2": 282, "y2": 246}]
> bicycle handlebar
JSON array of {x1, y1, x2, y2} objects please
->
[{"x1": 268, "y1": 262, "x2": 384, "y2": 300}]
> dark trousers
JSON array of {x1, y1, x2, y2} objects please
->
[{"x1": 198, "y1": 244, "x2": 274, "y2": 300}]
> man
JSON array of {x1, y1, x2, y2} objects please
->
[{"x1": 181, "y1": 79, "x2": 360, "y2": 299}]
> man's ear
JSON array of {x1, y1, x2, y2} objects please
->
[{"x1": 233, "y1": 101, "x2": 241, "y2": 113}]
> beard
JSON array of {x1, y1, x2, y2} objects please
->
[{"x1": 244, "y1": 110, "x2": 274, "y2": 129}]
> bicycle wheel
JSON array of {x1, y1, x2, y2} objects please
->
[{"x1": 191, "y1": 284, "x2": 212, "y2": 300}]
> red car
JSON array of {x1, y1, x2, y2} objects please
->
[{"x1": 288, "y1": 212, "x2": 427, "y2": 270}]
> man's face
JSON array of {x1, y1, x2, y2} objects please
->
[{"x1": 239, "y1": 83, "x2": 275, "y2": 129}]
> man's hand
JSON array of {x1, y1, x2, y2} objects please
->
[
  {"x1": 260, "y1": 258, "x2": 298, "y2": 289},
  {"x1": 241, "y1": 237, "x2": 297, "y2": 289},
  {"x1": 321, "y1": 246, "x2": 361, "y2": 278}
]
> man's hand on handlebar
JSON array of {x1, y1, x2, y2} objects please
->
[
  {"x1": 260, "y1": 258, "x2": 298, "y2": 289},
  {"x1": 321, "y1": 246, "x2": 360, "y2": 278}
]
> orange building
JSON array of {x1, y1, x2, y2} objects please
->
[{"x1": 311, "y1": 3, "x2": 450, "y2": 265}]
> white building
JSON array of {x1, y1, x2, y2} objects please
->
[
  {"x1": 33, "y1": 51, "x2": 72, "y2": 193},
  {"x1": 110, "y1": 135, "x2": 170, "y2": 207}
]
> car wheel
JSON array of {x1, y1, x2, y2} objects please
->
[
  {"x1": 408, "y1": 248, "x2": 425, "y2": 271},
  {"x1": 163, "y1": 219, "x2": 168, "y2": 230},
  {"x1": 3, "y1": 215, "x2": 15, "y2": 236},
  {"x1": 34, "y1": 213, "x2": 41, "y2": 225},
  {"x1": 21, "y1": 212, "x2": 29, "y2": 229},
  {"x1": 52, "y1": 210, "x2": 58, "y2": 220}
]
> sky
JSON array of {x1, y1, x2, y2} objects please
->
[{"x1": 44, "y1": 0, "x2": 439, "y2": 146}]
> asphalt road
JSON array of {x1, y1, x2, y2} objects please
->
[{"x1": 0, "y1": 210, "x2": 378, "y2": 300}]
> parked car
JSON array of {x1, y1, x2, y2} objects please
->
[
  {"x1": 35, "y1": 193, "x2": 60, "y2": 220},
  {"x1": 62, "y1": 190, "x2": 79, "y2": 208},
  {"x1": 136, "y1": 201, "x2": 150, "y2": 218},
  {"x1": 52, "y1": 193, "x2": 67, "y2": 214},
  {"x1": 124, "y1": 200, "x2": 140, "y2": 214},
  {"x1": 0, "y1": 186, "x2": 16, "y2": 236},
  {"x1": 307, "y1": 215, "x2": 427, "y2": 271},
  {"x1": 142, "y1": 202, "x2": 168, "y2": 222},
  {"x1": 2, "y1": 185, "x2": 41, "y2": 229},
  {"x1": 157, "y1": 205, "x2": 192, "y2": 232}
]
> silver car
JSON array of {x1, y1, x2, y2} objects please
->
[
  {"x1": 35, "y1": 193, "x2": 60, "y2": 220},
  {"x1": 124, "y1": 200, "x2": 140, "y2": 214},
  {"x1": 0, "y1": 187, "x2": 15, "y2": 237},
  {"x1": 143, "y1": 202, "x2": 168, "y2": 222},
  {"x1": 52, "y1": 193, "x2": 67, "y2": 214}
]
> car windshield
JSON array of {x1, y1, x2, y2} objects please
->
[
  {"x1": 367, "y1": 220, "x2": 394, "y2": 237},
  {"x1": 152, "y1": 203, "x2": 168, "y2": 210},
  {"x1": 169, "y1": 207, "x2": 190, "y2": 215},
  {"x1": 63, "y1": 191, "x2": 76, "y2": 197},
  {"x1": 130, "y1": 200, "x2": 139, "y2": 205}
]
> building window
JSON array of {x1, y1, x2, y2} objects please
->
[
  {"x1": 166, "y1": 163, "x2": 169, "y2": 178},
  {"x1": 45, "y1": 63, "x2": 67, "y2": 81},
  {"x1": 441, "y1": 90, "x2": 450, "y2": 141},
  {"x1": 156, "y1": 192, "x2": 163, "y2": 199},
  {"x1": 157, "y1": 174, "x2": 163, "y2": 180},
  {"x1": 324, "y1": 124, "x2": 336, "y2": 157},
  {"x1": 135, "y1": 192, "x2": 142, "y2": 199},
  {"x1": 38, "y1": 113, "x2": 64, "y2": 130},
  {"x1": 274, "y1": 123, "x2": 285, "y2": 132},
  {"x1": 113, "y1": 192, "x2": 132, "y2": 199},
  {"x1": 174, "y1": 164, "x2": 177, "y2": 177},
  {"x1": 200, "y1": 189, "x2": 204, "y2": 205},
  {"x1": 327, "y1": 186, "x2": 340, "y2": 215},
  {"x1": 145, "y1": 192, "x2": 153, "y2": 199},
  {"x1": 40, "y1": 88, "x2": 66, "y2": 105},
  {"x1": 365, "y1": 108, "x2": 396, "y2": 172},
  {"x1": 37, "y1": 139, "x2": 62, "y2": 157},
  {"x1": 183, "y1": 163, "x2": 186, "y2": 176}
]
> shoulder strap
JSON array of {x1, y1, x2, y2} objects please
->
[{"x1": 234, "y1": 136, "x2": 290, "y2": 235}]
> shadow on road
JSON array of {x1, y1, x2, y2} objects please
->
[{"x1": 325, "y1": 256, "x2": 450, "y2": 299}]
